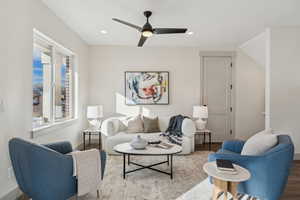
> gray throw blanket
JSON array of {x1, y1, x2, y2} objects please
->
[{"x1": 161, "y1": 115, "x2": 189, "y2": 145}]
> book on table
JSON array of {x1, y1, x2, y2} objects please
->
[
  {"x1": 155, "y1": 142, "x2": 173, "y2": 149},
  {"x1": 216, "y1": 159, "x2": 237, "y2": 174}
]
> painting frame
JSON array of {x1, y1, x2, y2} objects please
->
[{"x1": 125, "y1": 71, "x2": 170, "y2": 105}]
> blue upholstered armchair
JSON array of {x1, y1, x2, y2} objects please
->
[
  {"x1": 9, "y1": 138, "x2": 106, "y2": 200},
  {"x1": 208, "y1": 135, "x2": 294, "y2": 200}
]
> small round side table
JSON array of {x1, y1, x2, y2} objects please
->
[{"x1": 203, "y1": 161, "x2": 251, "y2": 200}]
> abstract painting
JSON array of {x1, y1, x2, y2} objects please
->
[{"x1": 125, "y1": 71, "x2": 169, "y2": 105}]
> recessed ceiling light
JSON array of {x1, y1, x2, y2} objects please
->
[
  {"x1": 100, "y1": 30, "x2": 107, "y2": 34},
  {"x1": 187, "y1": 31, "x2": 194, "y2": 35}
]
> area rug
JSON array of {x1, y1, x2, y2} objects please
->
[
  {"x1": 75, "y1": 151, "x2": 211, "y2": 200},
  {"x1": 74, "y1": 151, "x2": 256, "y2": 200}
]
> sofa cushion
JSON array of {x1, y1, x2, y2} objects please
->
[
  {"x1": 241, "y1": 129, "x2": 277, "y2": 156},
  {"x1": 125, "y1": 115, "x2": 144, "y2": 133},
  {"x1": 106, "y1": 132, "x2": 161, "y2": 152},
  {"x1": 143, "y1": 116, "x2": 161, "y2": 133}
]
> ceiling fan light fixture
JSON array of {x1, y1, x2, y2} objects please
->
[{"x1": 142, "y1": 30, "x2": 153, "y2": 37}]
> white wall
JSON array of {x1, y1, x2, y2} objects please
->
[
  {"x1": 88, "y1": 46, "x2": 201, "y2": 118},
  {"x1": 239, "y1": 32, "x2": 267, "y2": 68},
  {"x1": 235, "y1": 50, "x2": 265, "y2": 139},
  {"x1": 269, "y1": 27, "x2": 300, "y2": 154},
  {"x1": 0, "y1": 0, "x2": 89, "y2": 197},
  {"x1": 88, "y1": 46, "x2": 265, "y2": 142}
]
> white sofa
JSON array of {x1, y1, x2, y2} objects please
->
[{"x1": 101, "y1": 116, "x2": 196, "y2": 155}]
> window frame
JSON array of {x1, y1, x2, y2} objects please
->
[{"x1": 32, "y1": 29, "x2": 78, "y2": 134}]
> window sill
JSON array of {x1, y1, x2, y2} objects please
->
[{"x1": 31, "y1": 118, "x2": 78, "y2": 138}]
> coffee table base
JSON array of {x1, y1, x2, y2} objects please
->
[
  {"x1": 212, "y1": 177, "x2": 239, "y2": 200},
  {"x1": 122, "y1": 154, "x2": 174, "y2": 179}
]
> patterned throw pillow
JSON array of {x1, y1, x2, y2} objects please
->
[{"x1": 143, "y1": 116, "x2": 161, "y2": 133}]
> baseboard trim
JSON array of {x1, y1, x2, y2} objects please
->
[
  {"x1": 0, "y1": 186, "x2": 22, "y2": 200},
  {"x1": 294, "y1": 153, "x2": 300, "y2": 160}
]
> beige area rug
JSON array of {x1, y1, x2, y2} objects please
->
[
  {"x1": 74, "y1": 151, "x2": 255, "y2": 200},
  {"x1": 75, "y1": 151, "x2": 212, "y2": 200}
]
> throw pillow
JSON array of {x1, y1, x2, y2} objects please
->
[
  {"x1": 143, "y1": 116, "x2": 161, "y2": 133},
  {"x1": 241, "y1": 129, "x2": 277, "y2": 156},
  {"x1": 126, "y1": 115, "x2": 144, "y2": 133}
]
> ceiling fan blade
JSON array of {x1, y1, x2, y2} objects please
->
[
  {"x1": 138, "y1": 35, "x2": 147, "y2": 47},
  {"x1": 112, "y1": 18, "x2": 142, "y2": 31},
  {"x1": 154, "y1": 28, "x2": 187, "y2": 34}
]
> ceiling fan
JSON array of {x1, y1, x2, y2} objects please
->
[{"x1": 113, "y1": 11, "x2": 187, "y2": 47}]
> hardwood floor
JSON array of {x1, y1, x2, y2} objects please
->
[
  {"x1": 195, "y1": 142, "x2": 221, "y2": 152},
  {"x1": 281, "y1": 160, "x2": 300, "y2": 199}
]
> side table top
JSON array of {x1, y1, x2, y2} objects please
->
[
  {"x1": 195, "y1": 129, "x2": 211, "y2": 133},
  {"x1": 203, "y1": 161, "x2": 251, "y2": 182},
  {"x1": 83, "y1": 129, "x2": 101, "y2": 133}
]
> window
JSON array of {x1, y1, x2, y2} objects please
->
[{"x1": 32, "y1": 30, "x2": 76, "y2": 129}]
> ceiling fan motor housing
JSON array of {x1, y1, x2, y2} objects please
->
[
  {"x1": 144, "y1": 11, "x2": 152, "y2": 18},
  {"x1": 142, "y1": 11, "x2": 153, "y2": 33}
]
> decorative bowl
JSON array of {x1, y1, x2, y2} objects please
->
[{"x1": 130, "y1": 135, "x2": 148, "y2": 150}]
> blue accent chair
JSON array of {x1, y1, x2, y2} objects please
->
[
  {"x1": 9, "y1": 138, "x2": 106, "y2": 200},
  {"x1": 208, "y1": 135, "x2": 294, "y2": 200}
]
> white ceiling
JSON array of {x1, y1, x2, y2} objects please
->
[{"x1": 42, "y1": 0, "x2": 300, "y2": 49}]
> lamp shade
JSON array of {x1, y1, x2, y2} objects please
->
[
  {"x1": 193, "y1": 105, "x2": 208, "y2": 119},
  {"x1": 87, "y1": 105, "x2": 103, "y2": 119}
]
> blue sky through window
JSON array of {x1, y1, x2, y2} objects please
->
[
  {"x1": 61, "y1": 63, "x2": 66, "y2": 87},
  {"x1": 33, "y1": 47, "x2": 43, "y2": 85},
  {"x1": 33, "y1": 47, "x2": 67, "y2": 87}
]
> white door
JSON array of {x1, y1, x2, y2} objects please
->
[{"x1": 202, "y1": 56, "x2": 233, "y2": 142}]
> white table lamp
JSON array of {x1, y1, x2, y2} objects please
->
[
  {"x1": 87, "y1": 105, "x2": 103, "y2": 130},
  {"x1": 193, "y1": 105, "x2": 208, "y2": 130}
]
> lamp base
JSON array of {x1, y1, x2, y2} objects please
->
[{"x1": 195, "y1": 119, "x2": 207, "y2": 130}]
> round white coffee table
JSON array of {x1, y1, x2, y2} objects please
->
[
  {"x1": 114, "y1": 143, "x2": 182, "y2": 179},
  {"x1": 203, "y1": 161, "x2": 251, "y2": 200}
]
